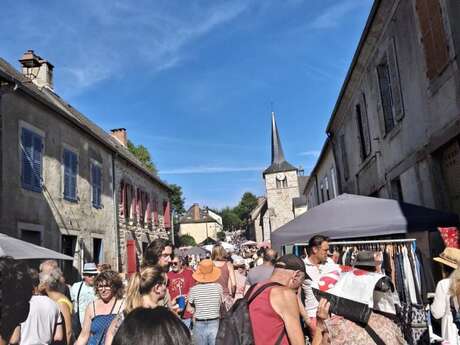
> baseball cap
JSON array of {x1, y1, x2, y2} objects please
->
[{"x1": 274, "y1": 254, "x2": 306, "y2": 274}]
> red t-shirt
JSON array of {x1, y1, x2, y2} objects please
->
[{"x1": 167, "y1": 268, "x2": 195, "y2": 319}]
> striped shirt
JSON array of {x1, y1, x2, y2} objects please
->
[{"x1": 189, "y1": 282, "x2": 223, "y2": 319}]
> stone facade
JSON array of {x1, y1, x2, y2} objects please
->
[
  {"x1": 114, "y1": 155, "x2": 171, "y2": 272},
  {"x1": 265, "y1": 170, "x2": 299, "y2": 231},
  {"x1": 304, "y1": 139, "x2": 338, "y2": 209},
  {"x1": 0, "y1": 62, "x2": 116, "y2": 280},
  {"x1": 306, "y1": 0, "x2": 460, "y2": 224},
  {"x1": 0, "y1": 51, "x2": 172, "y2": 278}
]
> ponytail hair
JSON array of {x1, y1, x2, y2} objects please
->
[{"x1": 125, "y1": 266, "x2": 165, "y2": 314}]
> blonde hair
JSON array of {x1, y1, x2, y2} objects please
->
[
  {"x1": 449, "y1": 267, "x2": 460, "y2": 297},
  {"x1": 211, "y1": 244, "x2": 227, "y2": 261},
  {"x1": 125, "y1": 266, "x2": 165, "y2": 314}
]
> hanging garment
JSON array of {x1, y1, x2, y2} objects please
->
[{"x1": 402, "y1": 246, "x2": 418, "y2": 305}]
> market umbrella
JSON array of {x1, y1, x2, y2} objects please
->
[
  {"x1": 271, "y1": 193, "x2": 459, "y2": 251},
  {"x1": 0, "y1": 233, "x2": 74, "y2": 260}
]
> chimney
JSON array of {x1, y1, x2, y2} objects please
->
[
  {"x1": 110, "y1": 128, "x2": 128, "y2": 147},
  {"x1": 19, "y1": 50, "x2": 54, "y2": 90},
  {"x1": 192, "y1": 204, "x2": 200, "y2": 221}
]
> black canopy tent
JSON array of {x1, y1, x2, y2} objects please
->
[{"x1": 271, "y1": 194, "x2": 459, "y2": 252}]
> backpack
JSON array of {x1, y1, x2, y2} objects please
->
[{"x1": 215, "y1": 282, "x2": 284, "y2": 345}]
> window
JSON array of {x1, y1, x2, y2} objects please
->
[
  {"x1": 282, "y1": 179, "x2": 288, "y2": 188},
  {"x1": 91, "y1": 163, "x2": 102, "y2": 208},
  {"x1": 63, "y1": 149, "x2": 78, "y2": 201},
  {"x1": 377, "y1": 59, "x2": 395, "y2": 134},
  {"x1": 377, "y1": 38, "x2": 404, "y2": 134},
  {"x1": 356, "y1": 99, "x2": 371, "y2": 160},
  {"x1": 416, "y1": 0, "x2": 449, "y2": 80},
  {"x1": 391, "y1": 177, "x2": 404, "y2": 201},
  {"x1": 325, "y1": 176, "x2": 330, "y2": 201},
  {"x1": 320, "y1": 183, "x2": 324, "y2": 203},
  {"x1": 339, "y1": 134, "x2": 349, "y2": 181},
  {"x1": 21, "y1": 127, "x2": 43, "y2": 192},
  {"x1": 93, "y1": 238, "x2": 103, "y2": 265},
  {"x1": 330, "y1": 168, "x2": 337, "y2": 198}
]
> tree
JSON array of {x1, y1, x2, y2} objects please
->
[
  {"x1": 179, "y1": 234, "x2": 196, "y2": 247},
  {"x1": 169, "y1": 184, "x2": 186, "y2": 217},
  {"x1": 221, "y1": 207, "x2": 242, "y2": 231},
  {"x1": 217, "y1": 231, "x2": 226, "y2": 241},
  {"x1": 234, "y1": 192, "x2": 258, "y2": 223},
  {"x1": 127, "y1": 140, "x2": 157, "y2": 174}
]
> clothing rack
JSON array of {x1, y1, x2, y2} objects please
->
[{"x1": 328, "y1": 238, "x2": 416, "y2": 245}]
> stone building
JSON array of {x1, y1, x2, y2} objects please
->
[
  {"x1": 247, "y1": 113, "x2": 308, "y2": 242},
  {"x1": 0, "y1": 51, "x2": 171, "y2": 277},
  {"x1": 179, "y1": 203, "x2": 222, "y2": 244},
  {"x1": 306, "y1": 0, "x2": 460, "y2": 224},
  {"x1": 304, "y1": 138, "x2": 339, "y2": 209},
  {"x1": 111, "y1": 128, "x2": 172, "y2": 273}
]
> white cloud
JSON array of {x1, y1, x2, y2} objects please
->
[
  {"x1": 3, "y1": 1, "x2": 250, "y2": 95},
  {"x1": 299, "y1": 150, "x2": 321, "y2": 158},
  {"x1": 161, "y1": 165, "x2": 265, "y2": 175},
  {"x1": 310, "y1": 0, "x2": 363, "y2": 29}
]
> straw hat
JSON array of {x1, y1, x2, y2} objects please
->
[
  {"x1": 192, "y1": 259, "x2": 221, "y2": 283},
  {"x1": 434, "y1": 247, "x2": 460, "y2": 269}
]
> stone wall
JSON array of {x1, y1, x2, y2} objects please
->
[
  {"x1": 1, "y1": 90, "x2": 117, "y2": 274},
  {"x1": 114, "y1": 158, "x2": 170, "y2": 272},
  {"x1": 328, "y1": 0, "x2": 460, "y2": 212},
  {"x1": 265, "y1": 170, "x2": 299, "y2": 234}
]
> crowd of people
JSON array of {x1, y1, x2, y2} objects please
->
[{"x1": 3, "y1": 235, "x2": 460, "y2": 345}]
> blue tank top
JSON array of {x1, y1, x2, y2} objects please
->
[{"x1": 88, "y1": 299, "x2": 121, "y2": 345}]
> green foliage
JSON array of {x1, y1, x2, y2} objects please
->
[
  {"x1": 221, "y1": 207, "x2": 242, "y2": 231},
  {"x1": 169, "y1": 184, "x2": 186, "y2": 216},
  {"x1": 127, "y1": 140, "x2": 157, "y2": 174},
  {"x1": 234, "y1": 192, "x2": 258, "y2": 222},
  {"x1": 217, "y1": 231, "x2": 226, "y2": 241},
  {"x1": 221, "y1": 192, "x2": 259, "y2": 231},
  {"x1": 179, "y1": 234, "x2": 196, "y2": 247}
]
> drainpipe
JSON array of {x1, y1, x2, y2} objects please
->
[{"x1": 112, "y1": 152, "x2": 121, "y2": 272}]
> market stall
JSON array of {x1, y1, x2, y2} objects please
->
[{"x1": 271, "y1": 193, "x2": 459, "y2": 252}]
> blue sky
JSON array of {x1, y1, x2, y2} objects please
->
[{"x1": 2, "y1": 0, "x2": 373, "y2": 210}]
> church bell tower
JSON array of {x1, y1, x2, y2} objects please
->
[{"x1": 263, "y1": 112, "x2": 299, "y2": 239}]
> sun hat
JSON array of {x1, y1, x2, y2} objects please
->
[
  {"x1": 274, "y1": 254, "x2": 306, "y2": 274},
  {"x1": 434, "y1": 247, "x2": 460, "y2": 269},
  {"x1": 192, "y1": 259, "x2": 221, "y2": 283},
  {"x1": 83, "y1": 262, "x2": 98, "y2": 275}
]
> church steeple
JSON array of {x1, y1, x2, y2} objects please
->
[{"x1": 263, "y1": 112, "x2": 297, "y2": 177}]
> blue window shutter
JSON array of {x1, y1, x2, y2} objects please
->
[
  {"x1": 92, "y1": 164, "x2": 97, "y2": 207},
  {"x1": 63, "y1": 150, "x2": 77, "y2": 200},
  {"x1": 97, "y1": 166, "x2": 101, "y2": 206},
  {"x1": 91, "y1": 164, "x2": 102, "y2": 208},
  {"x1": 70, "y1": 153, "x2": 77, "y2": 200},
  {"x1": 21, "y1": 128, "x2": 34, "y2": 188},
  {"x1": 32, "y1": 134, "x2": 43, "y2": 191},
  {"x1": 63, "y1": 150, "x2": 71, "y2": 198}
]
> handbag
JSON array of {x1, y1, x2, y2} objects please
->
[{"x1": 71, "y1": 282, "x2": 84, "y2": 338}]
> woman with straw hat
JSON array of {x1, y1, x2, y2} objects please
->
[
  {"x1": 432, "y1": 247, "x2": 460, "y2": 344},
  {"x1": 187, "y1": 259, "x2": 223, "y2": 345}
]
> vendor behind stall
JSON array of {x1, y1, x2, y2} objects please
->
[
  {"x1": 312, "y1": 251, "x2": 407, "y2": 345},
  {"x1": 431, "y1": 247, "x2": 460, "y2": 345}
]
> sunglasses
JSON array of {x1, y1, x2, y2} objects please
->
[
  {"x1": 97, "y1": 284, "x2": 112, "y2": 290},
  {"x1": 171, "y1": 262, "x2": 180, "y2": 266}
]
